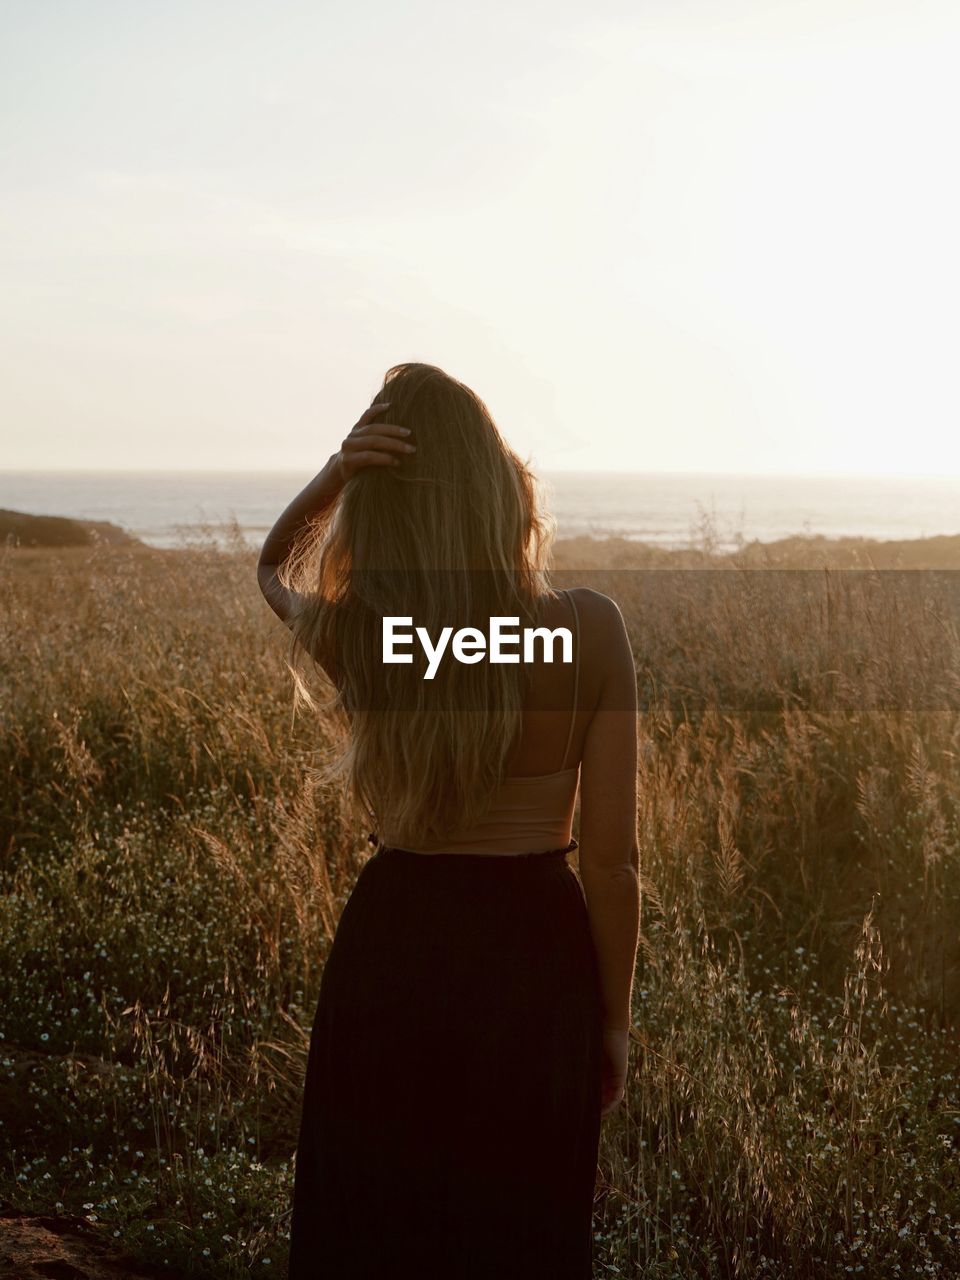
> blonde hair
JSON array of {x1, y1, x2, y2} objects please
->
[{"x1": 281, "y1": 362, "x2": 559, "y2": 843}]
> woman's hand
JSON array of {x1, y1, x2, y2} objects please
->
[
  {"x1": 258, "y1": 401, "x2": 415, "y2": 605},
  {"x1": 600, "y1": 1026, "x2": 630, "y2": 1119},
  {"x1": 333, "y1": 401, "x2": 416, "y2": 486}
]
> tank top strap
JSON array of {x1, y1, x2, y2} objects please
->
[{"x1": 560, "y1": 588, "x2": 581, "y2": 771}]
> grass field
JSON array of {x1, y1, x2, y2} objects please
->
[{"x1": 1, "y1": 528, "x2": 958, "y2": 1277}]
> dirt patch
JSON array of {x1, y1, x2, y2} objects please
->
[{"x1": 0, "y1": 1209, "x2": 181, "y2": 1280}]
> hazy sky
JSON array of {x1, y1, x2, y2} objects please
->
[{"x1": 2, "y1": 0, "x2": 959, "y2": 475}]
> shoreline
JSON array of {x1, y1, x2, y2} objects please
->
[{"x1": 4, "y1": 507, "x2": 960, "y2": 568}]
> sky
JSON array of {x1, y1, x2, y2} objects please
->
[{"x1": 2, "y1": 0, "x2": 959, "y2": 476}]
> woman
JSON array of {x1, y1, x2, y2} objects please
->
[{"x1": 257, "y1": 363, "x2": 640, "y2": 1279}]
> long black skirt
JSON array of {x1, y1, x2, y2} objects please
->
[{"x1": 287, "y1": 839, "x2": 604, "y2": 1279}]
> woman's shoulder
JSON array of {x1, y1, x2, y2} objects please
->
[
  {"x1": 564, "y1": 586, "x2": 627, "y2": 630},
  {"x1": 565, "y1": 588, "x2": 633, "y2": 686}
]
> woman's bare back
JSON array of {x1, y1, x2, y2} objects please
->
[{"x1": 503, "y1": 586, "x2": 608, "y2": 780}]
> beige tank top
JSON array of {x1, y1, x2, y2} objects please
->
[{"x1": 371, "y1": 589, "x2": 582, "y2": 857}]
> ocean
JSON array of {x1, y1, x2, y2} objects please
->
[{"x1": 1, "y1": 469, "x2": 959, "y2": 552}]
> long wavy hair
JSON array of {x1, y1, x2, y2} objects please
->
[{"x1": 280, "y1": 362, "x2": 559, "y2": 845}]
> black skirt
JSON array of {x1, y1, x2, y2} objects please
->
[{"x1": 287, "y1": 838, "x2": 604, "y2": 1280}]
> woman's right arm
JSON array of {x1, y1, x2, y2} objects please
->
[
  {"x1": 577, "y1": 592, "x2": 640, "y2": 1108},
  {"x1": 256, "y1": 401, "x2": 412, "y2": 624}
]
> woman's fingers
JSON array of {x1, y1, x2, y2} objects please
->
[
  {"x1": 353, "y1": 401, "x2": 392, "y2": 428},
  {"x1": 600, "y1": 1092, "x2": 624, "y2": 1119},
  {"x1": 336, "y1": 403, "x2": 415, "y2": 479},
  {"x1": 342, "y1": 431, "x2": 415, "y2": 455},
  {"x1": 350, "y1": 422, "x2": 411, "y2": 441}
]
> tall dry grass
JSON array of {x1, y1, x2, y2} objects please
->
[{"x1": 0, "y1": 525, "x2": 958, "y2": 1277}]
